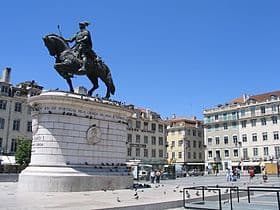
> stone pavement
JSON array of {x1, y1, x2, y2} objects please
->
[{"x1": 0, "y1": 174, "x2": 279, "y2": 210}]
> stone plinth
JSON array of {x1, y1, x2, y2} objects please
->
[{"x1": 18, "y1": 91, "x2": 133, "y2": 192}]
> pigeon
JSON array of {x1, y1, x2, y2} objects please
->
[
  {"x1": 186, "y1": 191, "x2": 191, "y2": 198},
  {"x1": 175, "y1": 185, "x2": 180, "y2": 189},
  {"x1": 135, "y1": 195, "x2": 139, "y2": 200},
  {"x1": 179, "y1": 190, "x2": 183, "y2": 193},
  {"x1": 213, "y1": 190, "x2": 217, "y2": 194},
  {"x1": 196, "y1": 191, "x2": 200, "y2": 196},
  {"x1": 117, "y1": 197, "x2": 121, "y2": 202},
  {"x1": 224, "y1": 189, "x2": 228, "y2": 194},
  {"x1": 134, "y1": 192, "x2": 138, "y2": 197},
  {"x1": 173, "y1": 189, "x2": 176, "y2": 192},
  {"x1": 164, "y1": 191, "x2": 166, "y2": 195}
]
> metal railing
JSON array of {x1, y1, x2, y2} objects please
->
[{"x1": 183, "y1": 185, "x2": 280, "y2": 210}]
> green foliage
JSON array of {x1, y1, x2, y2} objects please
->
[{"x1": 15, "y1": 137, "x2": 32, "y2": 166}]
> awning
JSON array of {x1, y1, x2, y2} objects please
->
[
  {"x1": 0, "y1": 156, "x2": 16, "y2": 165},
  {"x1": 185, "y1": 162, "x2": 205, "y2": 165},
  {"x1": 231, "y1": 162, "x2": 241, "y2": 166},
  {"x1": 241, "y1": 162, "x2": 260, "y2": 166}
]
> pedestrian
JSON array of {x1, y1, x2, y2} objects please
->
[
  {"x1": 150, "y1": 170, "x2": 155, "y2": 184},
  {"x1": 155, "y1": 170, "x2": 161, "y2": 184},
  {"x1": 236, "y1": 168, "x2": 241, "y2": 179},
  {"x1": 226, "y1": 168, "x2": 231, "y2": 182},
  {"x1": 262, "y1": 167, "x2": 268, "y2": 182},
  {"x1": 248, "y1": 167, "x2": 254, "y2": 183}
]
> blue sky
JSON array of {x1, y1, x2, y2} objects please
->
[{"x1": 1, "y1": 1, "x2": 280, "y2": 119}]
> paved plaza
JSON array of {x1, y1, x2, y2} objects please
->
[{"x1": 0, "y1": 174, "x2": 279, "y2": 210}]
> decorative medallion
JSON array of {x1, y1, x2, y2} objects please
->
[{"x1": 86, "y1": 125, "x2": 102, "y2": 145}]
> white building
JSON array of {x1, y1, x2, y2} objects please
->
[
  {"x1": 204, "y1": 91, "x2": 280, "y2": 174},
  {"x1": 0, "y1": 67, "x2": 42, "y2": 156}
]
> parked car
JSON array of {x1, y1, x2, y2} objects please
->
[{"x1": 187, "y1": 169, "x2": 204, "y2": 176}]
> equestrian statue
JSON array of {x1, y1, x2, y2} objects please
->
[{"x1": 43, "y1": 21, "x2": 115, "y2": 99}]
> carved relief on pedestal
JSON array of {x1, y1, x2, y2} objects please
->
[{"x1": 86, "y1": 125, "x2": 102, "y2": 145}]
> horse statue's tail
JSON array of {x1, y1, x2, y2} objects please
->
[{"x1": 107, "y1": 72, "x2": 115, "y2": 95}]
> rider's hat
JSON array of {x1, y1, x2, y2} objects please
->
[{"x1": 79, "y1": 21, "x2": 90, "y2": 27}]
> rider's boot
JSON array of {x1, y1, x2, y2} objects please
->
[{"x1": 78, "y1": 57, "x2": 87, "y2": 73}]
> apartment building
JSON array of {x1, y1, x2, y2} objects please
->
[
  {"x1": 126, "y1": 107, "x2": 167, "y2": 168},
  {"x1": 0, "y1": 68, "x2": 42, "y2": 156},
  {"x1": 204, "y1": 91, "x2": 280, "y2": 174},
  {"x1": 166, "y1": 117, "x2": 204, "y2": 172}
]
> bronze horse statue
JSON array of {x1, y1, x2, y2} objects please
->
[{"x1": 43, "y1": 34, "x2": 115, "y2": 98}]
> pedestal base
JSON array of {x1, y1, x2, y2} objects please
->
[{"x1": 18, "y1": 165, "x2": 133, "y2": 192}]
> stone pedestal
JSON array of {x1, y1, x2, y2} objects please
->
[{"x1": 18, "y1": 91, "x2": 133, "y2": 192}]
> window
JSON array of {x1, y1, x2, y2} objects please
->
[
  {"x1": 192, "y1": 130, "x2": 196, "y2": 136},
  {"x1": 193, "y1": 140, "x2": 196, "y2": 148},
  {"x1": 207, "y1": 125, "x2": 212, "y2": 132},
  {"x1": 136, "y1": 121, "x2": 141, "y2": 129},
  {"x1": 158, "y1": 137, "x2": 163, "y2": 145},
  {"x1": 178, "y1": 140, "x2": 183, "y2": 147},
  {"x1": 13, "y1": 120, "x2": 20, "y2": 131},
  {"x1": 232, "y1": 122, "x2": 237, "y2": 128},
  {"x1": 253, "y1": 148, "x2": 258, "y2": 156},
  {"x1": 188, "y1": 152, "x2": 191, "y2": 159},
  {"x1": 252, "y1": 133, "x2": 257, "y2": 142},
  {"x1": 136, "y1": 148, "x2": 140, "y2": 157},
  {"x1": 215, "y1": 124, "x2": 219, "y2": 131},
  {"x1": 152, "y1": 149, "x2": 156, "y2": 158},
  {"x1": 272, "y1": 104, "x2": 277, "y2": 112},
  {"x1": 171, "y1": 141, "x2": 175, "y2": 147},
  {"x1": 193, "y1": 152, "x2": 196, "y2": 159},
  {"x1": 208, "y1": 138, "x2": 212, "y2": 145},
  {"x1": 186, "y1": 140, "x2": 190, "y2": 147},
  {"x1": 272, "y1": 116, "x2": 278, "y2": 124},
  {"x1": 0, "y1": 100, "x2": 7, "y2": 110},
  {"x1": 198, "y1": 141, "x2": 202, "y2": 148},
  {"x1": 136, "y1": 135, "x2": 141, "y2": 143},
  {"x1": 11, "y1": 139, "x2": 17, "y2": 153},
  {"x1": 0, "y1": 118, "x2": 5, "y2": 129},
  {"x1": 224, "y1": 136, "x2": 229, "y2": 144},
  {"x1": 233, "y1": 135, "x2": 238, "y2": 144},
  {"x1": 144, "y1": 149, "x2": 148, "y2": 157},
  {"x1": 261, "y1": 106, "x2": 266, "y2": 114},
  {"x1": 241, "y1": 120, "x2": 247, "y2": 128},
  {"x1": 127, "y1": 134, "x2": 132, "y2": 143},
  {"x1": 159, "y1": 149, "x2": 163, "y2": 158},
  {"x1": 1, "y1": 86, "x2": 8, "y2": 93},
  {"x1": 262, "y1": 132, "x2": 268, "y2": 141},
  {"x1": 144, "y1": 136, "x2": 148, "y2": 144},
  {"x1": 251, "y1": 107, "x2": 256, "y2": 116},
  {"x1": 151, "y1": 136, "x2": 156, "y2": 145},
  {"x1": 187, "y1": 129, "x2": 191, "y2": 135},
  {"x1": 208, "y1": 151, "x2": 212, "y2": 158},
  {"x1": 223, "y1": 113, "x2": 227, "y2": 120},
  {"x1": 27, "y1": 121, "x2": 32, "y2": 132},
  {"x1": 233, "y1": 149, "x2": 238, "y2": 157},
  {"x1": 240, "y1": 109, "x2": 246, "y2": 117},
  {"x1": 158, "y1": 124, "x2": 163, "y2": 132},
  {"x1": 264, "y1": 147, "x2": 269, "y2": 156},
  {"x1": 223, "y1": 123, "x2": 228, "y2": 130},
  {"x1": 224, "y1": 150, "x2": 229, "y2": 157},
  {"x1": 14, "y1": 102, "x2": 22, "y2": 112},
  {"x1": 274, "y1": 131, "x2": 279, "y2": 140},
  {"x1": 144, "y1": 122, "x2": 148, "y2": 131},
  {"x1": 151, "y1": 123, "x2": 156, "y2": 131},
  {"x1": 0, "y1": 138, "x2": 2, "y2": 150},
  {"x1": 172, "y1": 152, "x2": 175, "y2": 159},
  {"x1": 261, "y1": 118, "x2": 266, "y2": 126},
  {"x1": 242, "y1": 134, "x2": 247, "y2": 142},
  {"x1": 198, "y1": 131, "x2": 202, "y2": 137},
  {"x1": 243, "y1": 148, "x2": 248, "y2": 160},
  {"x1": 215, "y1": 115, "x2": 218, "y2": 120},
  {"x1": 232, "y1": 112, "x2": 237, "y2": 120},
  {"x1": 275, "y1": 146, "x2": 280, "y2": 159},
  {"x1": 215, "y1": 137, "x2": 220, "y2": 145},
  {"x1": 251, "y1": 119, "x2": 257, "y2": 127},
  {"x1": 127, "y1": 148, "x2": 131, "y2": 156},
  {"x1": 178, "y1": 152, "x2": 182, "y2": 159},
  {"x1": 199, "y1": 152, "x2": 202, "y2": 159}
]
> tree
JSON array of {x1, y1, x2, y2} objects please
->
[{"x1": 15, "y1": 137, "x2": 32, "y2": 166}]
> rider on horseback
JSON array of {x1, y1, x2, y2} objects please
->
[{"x1": 66, "y1": 21, "x2": 96, "y2": 73}]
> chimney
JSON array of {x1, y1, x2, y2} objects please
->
[{"x1": 1, "y1": 67, "x2": 11, "y2": 83}]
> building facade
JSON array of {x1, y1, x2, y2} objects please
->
[
  {"x1": 126, "y1": 107, "x2": 167, "y2": 167},
  {"x1": 204, "y1": 91, "x2": 280, "y2": 174},
  {"x1": 0, "y1": 68, "x2": 42, "y2": 155},
  {"x1": 166, "y1": 117, "x2": 204, "y2": 172}
]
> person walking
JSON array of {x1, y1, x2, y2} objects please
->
[
  {"x1": 248, "y1": 167, "x2": 255, "y2": 183},
  {"x1": 262, "y1": 166, "x2": 268, "y2": 182},
  {"x1": 155, "y1": 170, "x2": 161, "y2": 184},
  {"x1": 150, "y1": 170, "x2": 155, "y2": 184}
]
